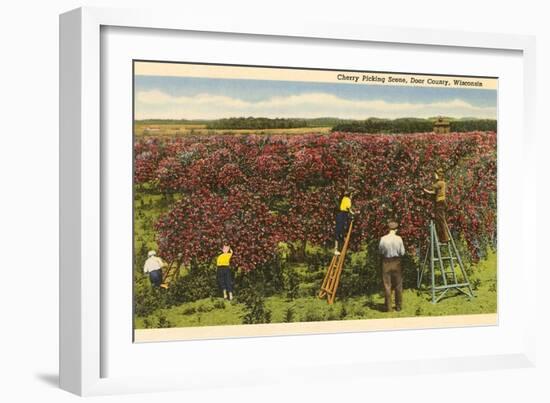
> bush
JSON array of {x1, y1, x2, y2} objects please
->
[
  {"x1": 326, "y1": 307, "x2": 339, "y2": 321},
  {"x1": 157, "y1": 314, "x2": 173, "y2": 328},
  {"x1": 284, "y1": 266, "x2": 300, "y2": 300},
  {"x1": 144, "y1": 132, "x2": 496, "y2": 269},
  {"x1": 181, "y1": 306, "x2": 197, "y2": 315},
  {"x1": 302, "y1": 307, "x2": 325, "y2": 322},
  {"x1": 164, "y1": 263, "x2": 218, "y2": 305},
  {"x1": 339, "y1": 305, "x2": 348, "y2": 319},
  {"x1": 284, "y1": 306, "x2": 295, "y2": 323},
  {"x1": 233, "y1": 258, "x2": 284, "y2": 297},
  {"x1": 196, "y1": 303, "x2": 214, "y2": 313},
  {"x1": 134, "y1": 285, "x2": 164, "y2": 317},
  {"x1": 143, "y1": 318, "x2": 155, "y2": 329},
  {"x1": 238, "y1": 272, "x2": 272, "y2": 324},
  {"x1": 241, "y1": 294, "x2": 271, "y2": 324}
]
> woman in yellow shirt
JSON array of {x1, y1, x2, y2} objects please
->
[
  {"x1": 334, "y1": 190, "x2": 355, "y2": 255},
  {"x1": 216, "y1": 245, "x2": 234, "y2": 300}
]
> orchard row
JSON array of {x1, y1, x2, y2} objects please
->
[{"x1": 134, "y1": 132, "x2": 496, "y2": 271}]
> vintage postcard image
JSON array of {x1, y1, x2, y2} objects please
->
[{"x1": 133, "y1": 61, "x2": 497, "y2": 342}]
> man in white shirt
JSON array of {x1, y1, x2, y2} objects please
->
[
  {"x1": 143, "y1": 250, "x2": 166, "y2": 288},
  {"x1": 378, "y1": 221, "x2": 406, "y2": 312}
]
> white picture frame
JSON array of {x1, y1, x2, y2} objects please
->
[{"x1": 60, "y1": 6, "x2": 537, "y2": 396}]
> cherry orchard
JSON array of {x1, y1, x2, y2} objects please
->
[{"x1": 135, "y1": 131, "x2": 496, "y2": 270}]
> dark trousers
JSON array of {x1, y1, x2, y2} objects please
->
[
  {"x1": 217, "y1": 266, "x2": 233, "y2": 293},
  {"x1": 434, "y1": 200, "x2": 449, "y2": 243},
  {"x1": 335, "y1": 211, "x2": 350, "y2": 245},
  {"x1": 382, "y1": 257, "x2": 403, "y2": 312},
  {"x1": 149, "y1": 269, "x2": 163, "y2": 288}
]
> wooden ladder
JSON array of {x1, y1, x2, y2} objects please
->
[
  {"x1": 160, "y1": 259, "x2": 181, "y2": 289},
  {"x1": 319, "y1": 220, "x2": 354, "y2": 304}
]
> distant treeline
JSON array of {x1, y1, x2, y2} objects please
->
[
  {"x1": 138, "y1": 119, "x2": 210, "y2": 125},
  {"x1": 136, "y1": 117, "x2": 497, "y2": 133},
  {"x1": 205, "y1": 117, "x2": 347, "y2": 130},
  {"x1": 449, "y1": 119, "x2": 497, "y2": 132},
  {"x1": 332, "y1": 118, "x2": 497, "y2": 133}
]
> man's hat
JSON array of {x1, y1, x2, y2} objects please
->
[
  {"x1": 388, "y1": 221, "x2": 399, "y2": 230},
  {"x1": 148, "y1": 250, "x2": 156, "y2": 257},
  {"x1": 435, "y1": 168, "x2": 444, "y2": 176}
]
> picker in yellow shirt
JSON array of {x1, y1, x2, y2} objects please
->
[
  {"x1": 340, "y1": 195, "x2": 352, "y2": 212},
  {"x1": 216, "y1": 245, "x2": 234, "y2": 300},
  {"x1": 334, "y1": 190, "x2": 355, "y2": 255}
]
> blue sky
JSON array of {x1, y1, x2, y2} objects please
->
[{"x1": 134, "y1": 75, "x2": 497, "y2": 120}]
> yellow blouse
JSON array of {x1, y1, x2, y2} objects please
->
[
  {"x1": 340, "y1": 196, "x2": 352, "y2": 212},
  {"x1": 217, "y1": 252, "x2": 232, "y2": 267}
]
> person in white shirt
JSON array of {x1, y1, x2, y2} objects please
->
[
  {"x1": 378, "y1": 221, "x2": 406, "y2": 312},
  {"x1": 143, "y1": 250, "x2": 166, "y2": 288}
]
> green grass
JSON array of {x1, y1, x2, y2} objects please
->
[
  {"x1": 136, "y1": 298, "x2": 248, "y2": 328},
  {"x1": 136, "y1": 251, "x2": 496, "y2": 329}
]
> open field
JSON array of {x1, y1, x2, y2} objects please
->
[{"x1": 134, "y1": 122, "x2": 332, "y2": 136}]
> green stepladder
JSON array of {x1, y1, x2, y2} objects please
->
[{"x1": 418, "y1": 220, "x2": 474, "y2": 304}]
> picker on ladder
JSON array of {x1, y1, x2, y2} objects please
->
[
  {"x1": 319, "y1": 218, "x2": 354, "y2": 304},
  {"x1": 419, "y1": 166, "x2": 474, "y2": 303},
  {"x1": 319, "y1": 189, "x2": 356, "y2": 304},
  {"x1": 418, "y1": 220, "x2": 474, "y2": 303}
]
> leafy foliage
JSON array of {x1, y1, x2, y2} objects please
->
[
  {"x1": 238, "y1": 273, "x2": 272, "y2": 324},
  {"x1": 283, "y1": 265, "x2": 300, "y2": 301},
  {"x1": 164, "y1": 263, "x2": 218, "y2": 305},
  {"x1": 332, "y1": 118, "x2": 496, "y2": 134},
  {"x1": 134, "y1": 286, "x2": 164, "y2": 317},
  {"x1": 136, "y1": 131, "x2": 496, "y2": 271}
]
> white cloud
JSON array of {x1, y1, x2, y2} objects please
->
[{"x1": 135, "y1": 90, "x2": 496, "y2": 120}]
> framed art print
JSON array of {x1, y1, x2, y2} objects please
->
[
  {"x1": 131, "y1": 60, "x2": 498, "y2": 343},
  {"x1": 60, "y1": 7, "x2": 536, "y2": 396}
]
